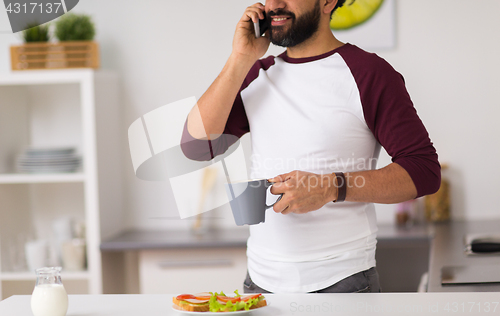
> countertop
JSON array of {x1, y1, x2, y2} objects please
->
[
  {"x1": 100, "y1": 228, "x2": 250, "y2": 251},
  {"x1": 427, "y1": 220, "x2": 500, "y2": 292},
  {"x1": 100, "y1": 224, "x2": 432, "y2": 251},
  {"x1": 2, "y1": 293, "x2": 500, "y2": 316},
  {"x1": 376, "y1": 223, "x2": 434, "y2": 244},
  {"x1": 100, "y1": 221, "x2": 500, "y2": 292}
]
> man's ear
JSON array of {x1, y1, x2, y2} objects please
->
[{"x1": 323, "y1": 0, "x2": 338, "y2": 15}]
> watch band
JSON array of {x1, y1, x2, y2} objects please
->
[{"x1": 333, "y1": 172, "x2": 346, "y2": 203}]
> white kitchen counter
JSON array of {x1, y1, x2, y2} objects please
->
[{"x1": 1, "y1": 293, "x2": 500, "y2": 316}]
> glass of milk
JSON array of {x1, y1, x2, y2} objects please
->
[{"x1": 31, "y1": 267, "x2": 68, "y2": 316}]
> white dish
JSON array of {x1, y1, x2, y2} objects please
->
[
  {"x1": 172, "y1": 304, "x2": 268, "y2": 315},
  {"x1": 25, "y1": 147, "x2": 75, "y2": 157},
  {"x1": 17, "y1": 154, "x2": 81, "y2": 172},
  {"x1": 17, "y1": 166, "x2": 80, "y2": 173},
  {"x1": 19, "y1": 156, "x2": 80, "y2": 161},
  {"x1": 18, "y1": 162, "x2": 79, "y2": 167},
  {"x1": 18, "y1": 154, "x2": 80, "y2": 161},
  {"x1": 18, "y1": 161, "x2": 81, "y2": 167}
]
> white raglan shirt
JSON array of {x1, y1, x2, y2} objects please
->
[
  {"x1": 241, "y1": 47, "x2": 379, "y2": 293},
  {"x1": 180, "y1": 43, "x2": 440, "y2": 294}
]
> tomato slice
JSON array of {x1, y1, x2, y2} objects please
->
[
  {"x1": 194, "y1": 296, "x2": 211, "y2": 300},
  {"x1": 242, "y1": 294, "x2": 262, "y2": 301},
  {"x1": 217, "y1": 296, "x2": 241, "y2": 303},
  {"x1": 176, "y1": 294, "x2": 196, "y2": 300}
]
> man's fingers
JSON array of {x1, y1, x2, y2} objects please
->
[
  {"x1": 251, "y1": 3, "x2": 265, "y2": 20},
  {"x1": 252, "y1": 2, "x2": 265, "y2": 14},
  {"x1": 281, "y1": 204, "x2": 292, "y2": 215},
  {"x1": 268, "y1": 171, "x2": 293, "y2": 183},
  {"x1": 273, "y1": 199, "x2": 290, "y2": 214},
  {"x1": 244, "y1": 4, "x2": 265, "y2": 23},
  {"x1": 270, "y1": 184, "x2": 285, "y2": 195},
  {"x1": 242, "y1": 9, "x2": 260, "y2": 23},
  {"x1": 270, "y1": 179, "x2": 295, "y2": 194},
  {"x1": 267, "y1": 176, "x2": 278, "y2": 183}
]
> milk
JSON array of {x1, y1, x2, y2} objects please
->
[{"x1": 31, "y1": 284, "x2": 68, "y2": 316}]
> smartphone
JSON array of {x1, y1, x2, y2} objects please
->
[{"x1": 254, "y1": 12, "x2": 269, "y2": 38}]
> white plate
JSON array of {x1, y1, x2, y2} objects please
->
[
  {"x1": 17, "y1": 166, "x2": 80, "y2": 173},
  {"x1": 19, "y1": 156, "x2": 80, "y2": 162},
  {"x1": 18, "y1": 164, "x2": 79, "y2": 168},
  {"x1": 18, "y1": 162, "x2": 81, "y2": 167},
  {"x1": 18, "y1": 154, "x2": 81, "y2": 163},
  {"x1": 25, "y1": 147, "x2": 75, "y2": 156},
  {"x1": 172, "y1": 304, "x2": 268, "y2": 315}
]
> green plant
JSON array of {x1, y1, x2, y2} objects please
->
[
  {"x1": 22, "y1": 23, "x2": 50, "y2": 42},
  {"x1": 55, "y1": 13, "x2": 95, "y2": 41}
]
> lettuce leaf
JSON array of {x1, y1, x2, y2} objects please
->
[
  {"x1": 208, "y1": 291, "x2": 264, "y2": 312},
  {"x1": 208, "y1": 292, "x2": 226, "y2": 312}
]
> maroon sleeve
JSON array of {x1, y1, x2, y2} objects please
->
[
  {"x1": 180, "y1": 95, "x2": 249, "y2": 161},
  {"x1": 339, "y1": 45, "x2": 441, "y2": 197},
  {"x1": 180, "y1": 56, "x2": 275, "y2": 161}
]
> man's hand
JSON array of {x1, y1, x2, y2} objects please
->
[
  {"x1": 232, "y1": 3, "x2": 270, "y2": 63},
  {"x1": 267, "y1": 164, "x2": 418, "y2": 212},
  {"x1": 268, "y1": 171, "x2": 337, "y2": 215}
]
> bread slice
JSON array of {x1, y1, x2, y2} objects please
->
[
  {"x1": 249, "y1": 299, "x2": 267, "y2": 309},
  {"x1": 172, "y1": 297, "x2": 210, "y2": 312}
]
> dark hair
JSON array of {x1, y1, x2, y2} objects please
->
[{"x1": 330, "y1": 0, "x2": 348, "y2": 18}]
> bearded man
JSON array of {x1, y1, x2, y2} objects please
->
[{"x1": 181, "y1": 0, "x2": 440, "y2": 293}]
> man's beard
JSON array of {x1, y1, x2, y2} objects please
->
[{"x1": 268, "y1": 0, "x2": 321, "y2": 48}]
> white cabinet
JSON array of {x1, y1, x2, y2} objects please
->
[
  {"x1": 0, "y1": 69, "x2": 123, "y2": 299},
  {"x1": 139, "y1": 248, "x2": 247, "y2": 295}
]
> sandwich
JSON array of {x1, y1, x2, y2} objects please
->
[
  {"x1": 172, "y1": 290, "x2": 267, "y2": 312},
  {"x1": 172, "y1": 292, "x2": 211, "y2": 312}
]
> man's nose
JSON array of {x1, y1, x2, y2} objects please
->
[{"x1": 265, "y1": 0, "x2": 286, "y2": 12}]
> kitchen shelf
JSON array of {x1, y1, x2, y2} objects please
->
[
  {"x1": 0, "y1": 173, "x2": 86, "y2": 184},
  {"x1": 0, "y1": 69, "x2": 123, "y2": 299},
  {"x1": 0, "y1": 271, "x2": 90, "y2": 281},
  {"x1": 0, "y1": 69, "x2": 97, "y2": 86}
]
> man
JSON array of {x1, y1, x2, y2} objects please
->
[{"x1": 181, "y1": 0, "x2": 440, "y2": 293}]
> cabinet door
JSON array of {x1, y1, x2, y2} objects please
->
[{"x1": 139, "y1": 248, "x2": 247, "y2": 294}]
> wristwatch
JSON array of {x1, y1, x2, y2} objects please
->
[{"x1": 333, "y1": 172, "x2": 346, "y2": 203}]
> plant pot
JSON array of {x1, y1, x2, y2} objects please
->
[{"x1": 10, "y1": 41, "x2": 99, "y2": 70}]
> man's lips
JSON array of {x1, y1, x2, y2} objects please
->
[{"x1": 270, "y1": 16, "x2": 292, "y2": 26}]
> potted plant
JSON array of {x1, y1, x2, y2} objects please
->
[
  {"x1": 22, "y1": 23, "x2": 50, "y2": 42},
  {"x1": 55, "y1": 13, "x2": 95, "y2": 41},
  {"x1": 19, "y1": 23, "x2": 50, "y2": 68},
  {"x1": 54, "y1": 13, "x2": 97, "y2": 68},
  {"x1": 11, "y1": 14, "x2": 99, "y2": 70}
]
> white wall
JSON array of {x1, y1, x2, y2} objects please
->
[
  {"x1": 1, "y1": 0, "x2": 499, "y2": 230},
  {"x1": 376, "y1": 0, "x2": 500, "y2": 222}
]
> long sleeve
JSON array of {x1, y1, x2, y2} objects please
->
[
  {"x1": 180, "y1": 94, "x2": 250, "y2": 161},
  {"x1": 339, "y1": 45, "x2": 441, "y2": 197}
]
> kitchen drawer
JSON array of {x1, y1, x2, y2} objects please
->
[{"x1": 139, "y1": 247, "x2": 247, "y2": 294}]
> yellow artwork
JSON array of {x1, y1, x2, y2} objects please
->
[{"x1": 330, "y1": 0, "x2": 384, "y2": 30}]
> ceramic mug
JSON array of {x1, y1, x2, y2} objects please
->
[{"x1": 225, "y1": 179, "x2": 282, "y2": 226}]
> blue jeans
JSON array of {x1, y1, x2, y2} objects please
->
[{"x1": 243, "y1": 267, "x2": 381, "y2": 293}]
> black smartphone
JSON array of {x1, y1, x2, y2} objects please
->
[{"x1": 254, "y1": 12, "x2": 269, "y2": 38}]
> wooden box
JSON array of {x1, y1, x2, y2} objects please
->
[{"x1": 10, "y1": 41, "x2": 99, "y2": 71}]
